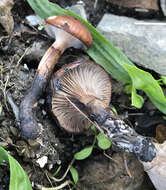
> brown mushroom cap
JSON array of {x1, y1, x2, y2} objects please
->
[
  {"x1": 45, "y1": 15, "x2": 93, "y2": 49},
  {"x1": 51, "y1": 60, "x2": 111, "y2": 133}
]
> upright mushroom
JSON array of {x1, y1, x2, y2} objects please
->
[
  {"x1": 50, "y1": 59, "x2": 156, "y2": 162},
  {"x1": 19, "y1": 15, "x2": 93, "y2": 139}
]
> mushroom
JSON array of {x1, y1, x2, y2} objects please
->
[
  {"x1": 50, "y1": 59, "x2": 156, "y2": 162},
  {"x1": 50, "y1": 59, "x2": 111, "y2": 133},
  {"x1": 19, "y1": 15, "x2": 93, "y2": 139}
]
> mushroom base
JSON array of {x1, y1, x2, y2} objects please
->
[{"x1": 20, "y1": 72, "x2": 49, "y2": 139}]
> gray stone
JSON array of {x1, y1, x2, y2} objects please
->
[
  {"x1": 142, "y1": 141, "x2": 166, "y2": 190},
  {"x1": 26, "y1": 15, "x2": 43, "y2": 26},
  {"x1": 66, "y1": 1, "x2": 87, "y2": 21},
  {"x1": 97, "y1": 14, "x2": 166, "y2": 75}
]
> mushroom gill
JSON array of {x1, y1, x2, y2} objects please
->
[{"x1": 51, "y1": 60, "x2": 111, "y2": 133}]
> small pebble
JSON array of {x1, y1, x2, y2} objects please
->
[
  {"x1": 39, "y1": 99, "x2": 45, "y2": 105},
  {"x1": 36, "y1": 156, "x2": 48, "y2": 168},
  {"x1": 57, "y1": 160, "x2": 61, "y2": 165},
  {"x1": 42, "y1": 110, "x2": 47, "y2": 116},
  {"x1": 26, "y1": 15, "x2": 43, "y2": 26},
  {"x1": 10, "y1": 126, "x2": 19, "y2": 136},
  {"x1": 135, "y1": 8, "x2": 149, "y2": 12},
  {"x1": 23, "y1": 64, "x2": 29, "y2": 71}
]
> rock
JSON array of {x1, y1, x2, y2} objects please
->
[
  {"x1": 36, "y1": 156, "x2": 48, "y2": 168},
  {"x1": 26, "y1": 15, "x2": 43, "y2": 26},
  {"x1": 142, "y1": 141, "x2": 166, "y2": 190},
  {"x1": 160, "y1": 0, "x2": 166, "y2": 16},
  {"x1": 66, "y1": 1, "x2": 87, "y2": 21},
  {"x1": 79, "y1": 153, "x2": 146, "y2": 190},
  {"x1": 97, "y1": 14, "x2": 166, "y2": 75},
  {"x1": 106, "y1": 0, "x2": 159, "y2": 10},
  {"x1": 10, "y1": 126, "x2": 19, "y2": 136}
]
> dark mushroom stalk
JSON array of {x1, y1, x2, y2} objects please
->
[
  {"x1": 51, "y1": 60, "x2": 156, "y2": 162},
  {"x1": 19, "y1": 15, "x2": 92, "y2": 139}
]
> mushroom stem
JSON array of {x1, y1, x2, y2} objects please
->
[
  {"x1": 85, "y1": 99, "x2": 157, "y2": 162},
  {"x1": 19, "y1": 42, "x2": 64, "y2": 139},
  {"x1": 63, "y1": 94, "x2": 156, "y2": 162},
  {"x1": 37, "y1": 42, "x2": 62, "y2": 77},
  {"x1": 101, "y1": 111, "x2": 157, "y2": 162}
]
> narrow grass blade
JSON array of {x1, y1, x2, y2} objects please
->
[{"x1": 0, "y1": 147, "x2": 32, "y2": 190}]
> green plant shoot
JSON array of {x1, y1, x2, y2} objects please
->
[
  {"x1": 97, "y1": 133, "x2": 111, "y2": 150},
  {"x1": 70, "y1": 167, "x2": 79, "y2": 184}
]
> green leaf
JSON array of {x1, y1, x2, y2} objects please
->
[
  {"x1": 91, "y1": 125, "x2": 97, "y2": 133},
  {"x1": 38, "y1": 25, "x2": 44, "y2": 31},
  {"x1": 0, "y1": 147, "x2": 32, "y2": 190},
  {"x1": 131, "y1": 86, "x2": 144, "y2": 108},
  {"x1": 70, "y1": 167, "x2": 79, "y2": 184},
  {"x1": 160, "y1": 76, "x2": 166, "y2": 85},
  {"x1": 124, "y1": 84, "x2": 132, "y2": 94},
  {"x1": 27, "y1": 0, "x2": 166, "y2": 114},
  {"x1": 97, "y1": 133, "x2": 111, "y2": 150},
  {"x1": 74, "y1": 146, "x2": 93, "y2": 160},
  {"x1": 53, "y1": 165, "x2": 61, "y2": 177},
  {"x1": 109, "y1": 104, "x2": 118, "y2": 115},
  {"x1": 123, "y1": 63, "x2": 166, "y2": 113},
  {"x1": 162, "y1": 116, "x2": 166, "y2": 120}
]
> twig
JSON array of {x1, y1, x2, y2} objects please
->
[
  {"x1": 2, "y1": 74, "x2": 10, "y2": 111},
  {"x1": 65, "y1": 96, "x2": 103, "y2": 134},
  {"x1": 36, "y1": 180, "x2": 74, "y2": 190},
  {"x1": 45, "y1": 171, "x2": 54, "y2": 188},
  {"x1": 128, "y1": 113, "x2": 144, "y2": 116},
  {"x1": 103, "y1": 151, "x2": 119, "y2": 165},
  {"x1": 16, "y1": 47, "x2": 31, "y2": 67},
  {"x1": 94, "y1": 0, "x2": 98, "y2": 9},
  {"x1": 46, "y1": 158, "x2": 75, "y2": 182},
  {"x1": 122, "y1": 153, "x2": 132, "y2": 178},
  {"x1": 6, "y1": 91, "x2": 19, "y2": 121}
]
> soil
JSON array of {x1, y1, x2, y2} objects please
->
[{"x1": 0, "y1": 0, "x2": 166, "y2": 190}]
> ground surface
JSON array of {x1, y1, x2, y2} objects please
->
[{"x1": 0, "y1": 0, "x2": 165, "y2": 189}]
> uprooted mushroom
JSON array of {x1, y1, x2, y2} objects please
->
[
  {"x1": 20, "y1": 15, "x2": 156, "y2": 162},
  {"x1": 49, "y1": 59, "x2": 156, "y2": 162}
]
